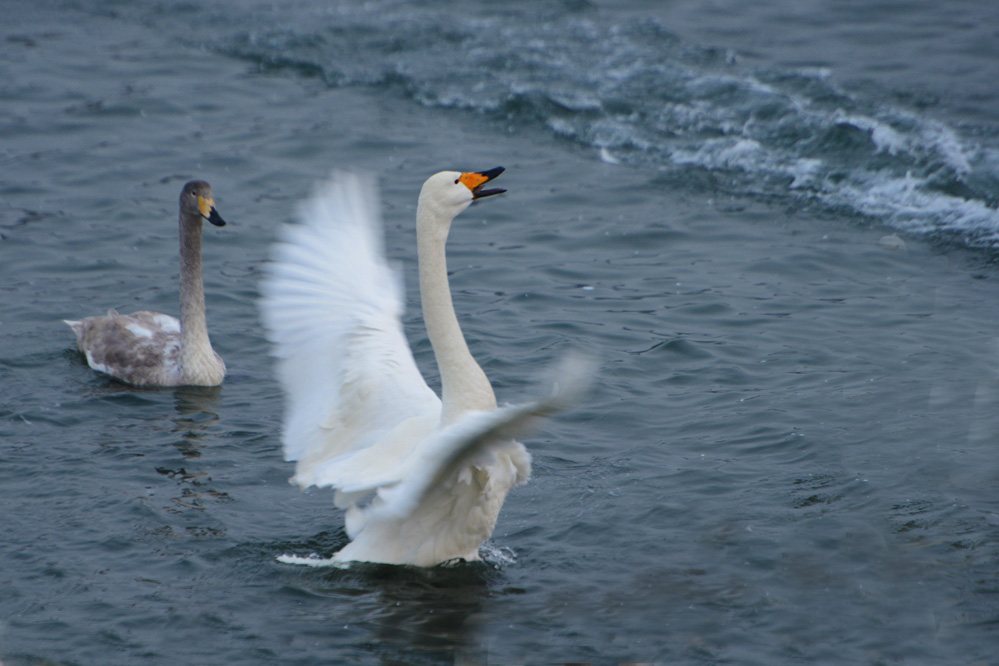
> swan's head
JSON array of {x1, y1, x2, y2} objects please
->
[
  {"x1": 180, "y1": 180, "x2": 226, "y2": 227},
  {"x1": 417, "y1": 167, "x2": 505, "y2": 226}
]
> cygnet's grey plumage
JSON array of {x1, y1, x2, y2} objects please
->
[{"x1": 64, "y1": 180, "x2": 227, "y2": 387}]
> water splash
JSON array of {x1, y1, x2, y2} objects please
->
[{"x1": 479, "y1": 542, "x2": 518, "y2": 568}]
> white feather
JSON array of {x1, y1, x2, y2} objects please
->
[{"x1": 261, "y1": 173, "x2": 438, "y2": 477}]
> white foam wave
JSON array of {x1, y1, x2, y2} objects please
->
[
  {"x1": 919, "y1": 119, "x2": 972, "y2": 176},
  {"x1": 845, "y1": 173, "x2": 999, "y2": 245},
  {"x1": 599, "y1": 147, "x2": 621, "y2": 165},
  {"x1": 219, "y1": 6, "x2": 999, "y2": 250},
  {"x1": 789, "y1": 158, "x2": 825, "y2": 190},
  {"x1": 672, "y1": 138, "x2": 765, "y2": 171},
  {"x1": 832, "y1": 110, "x2": 907, "y2": 156}
]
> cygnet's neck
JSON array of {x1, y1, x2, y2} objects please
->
[
  {"x1": 417, "y1": 200, "x2": 497, "y2": 424},
  {"x1": 178, "y1": 213, "x2": 218, "y2": 382}
]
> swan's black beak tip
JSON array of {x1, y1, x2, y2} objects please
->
[
  {"x1": 471, "y1": 166, "x2": 506, "y2": 199},
  {"x1": 479, "y1": 166, "x2": 505, "y2": 180},
  {"x1": 207, "y1": 208, "x2": 226, "y2": 227}
]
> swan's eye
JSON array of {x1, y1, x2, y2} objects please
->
[{"x1": 454, "y1": 178, "x2": 460, "y2": 185}]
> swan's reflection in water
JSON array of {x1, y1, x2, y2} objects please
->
[
  {"x1": 289, "y1": 558, "x2": 505, "y2": 665},
  {"x1": 171, "y1": 385, "x2": 222, "y2": 459}
]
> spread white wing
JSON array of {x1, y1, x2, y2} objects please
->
[{"x1": 260, "y1": 172, "x2": 440, "y2": 488}]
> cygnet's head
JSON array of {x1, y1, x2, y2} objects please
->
[
  {"x1": 417, "y1": 167, "x2": 505, "y2": 227},
  {"x1": 180, "y1": 180, "x2": 226, "y2": 227}
]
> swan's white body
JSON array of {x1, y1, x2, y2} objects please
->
[
  {"x1": 64, "y1": 181, "x2": 226, "y2": 387},
  {"x1": 261, "y1": 169, "x2": 586, "y2": 567}
]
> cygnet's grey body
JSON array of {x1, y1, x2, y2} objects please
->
[{"x1": 65, "y1": 180, "x2": 227, "y2": 387}]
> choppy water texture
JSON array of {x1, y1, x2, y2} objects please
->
[{"x1": 2, "y1": 0, "x2": 999, "y2": 664}]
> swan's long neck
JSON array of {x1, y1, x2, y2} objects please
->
[
  {"x1": 417, "y1": 202, "x2": 497, "y2": 424},
  {"x1": 178, "y1": 214, "x2": 217, "y2": 380}
]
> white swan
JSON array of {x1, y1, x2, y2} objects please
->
[
  {"x1": 261, "y1": 168, "x2": 589, "y2": 567},
  {"x1": 64, "y1": 180, "x2": 227, "y2": 387}
]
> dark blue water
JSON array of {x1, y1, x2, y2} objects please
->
[{"x1": 2, "y1": 0, "x2": 998, "y2": 664}]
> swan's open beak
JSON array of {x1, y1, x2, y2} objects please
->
[
  {"x1": 460, "y1": 167, "x2": 506, "y2": 200},
  {"x1": 198, "y1": 196, "x2": 227, "y2": 227}
]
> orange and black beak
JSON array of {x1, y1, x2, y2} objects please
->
[
  {"x1": 459, "y1": 166, "x2": 506, "y2": 200},
  {"x1": 197, "y1": 195, "x2": 227, "y2": 227}
]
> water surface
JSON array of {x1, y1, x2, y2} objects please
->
[{"x1": 2, "y1": 0, "x2": 998, "y2": 664}]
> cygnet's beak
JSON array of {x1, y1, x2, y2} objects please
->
[
  {"x1": 198, "y1": 196, "x2": 227, "y2": 227},
  {"x1": 460, "y1": 167, "x2": 506, "y2": 199}
]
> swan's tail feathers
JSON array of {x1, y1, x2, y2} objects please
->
[
  {"x1": 375, "y1": 352, "x2": 598, "y2": 520},
  {"x1": 63, "y1": 319, "x2": 84, "y2": 341}
]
